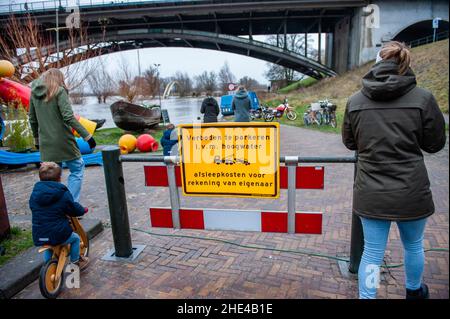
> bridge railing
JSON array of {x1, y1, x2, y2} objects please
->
[
  {"x1": 407, "y1": 31, "x2": 449, "y2": 48},
  {"x1": 0, "y1": 0, "x2": 210, "y2": 14}
]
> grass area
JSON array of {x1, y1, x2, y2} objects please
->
[
  {"x1": 262, "y1": 39, "x2": 449, "y2": 134},
  {"x1": 278, "y1": 77, "x2": 319, "y2": 94},
  {"x1": 94, "y1": 127, "x2": 164, "y2": 152},
  {"x1": 0, "y1": 226, "x2": 33, "y2": 267}
]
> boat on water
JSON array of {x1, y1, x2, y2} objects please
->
[{"x1": 110, "y1": 100, "x2": 162, "y2": 131}]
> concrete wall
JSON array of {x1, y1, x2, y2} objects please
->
[{"x1": 348, "y1": 0, "x2": 449, "y2": 69}]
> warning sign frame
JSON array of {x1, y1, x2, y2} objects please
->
[{"x1": 178, "y1": 122, "x2": 280, "y2": 198}]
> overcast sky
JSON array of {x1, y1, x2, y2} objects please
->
[{"x1": 96, "y1": 37, "x2": 272, "y2": 85}]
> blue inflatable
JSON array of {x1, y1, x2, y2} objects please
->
[
  {"x1": 0, "y1": 150, "x2": 103, "y2": 166},
  {"x1": 76, "y1": 137, "x2": 94, "y2": 155}
]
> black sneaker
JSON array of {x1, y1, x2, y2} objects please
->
[{"x1": 406, "y1": 284, "x2": 429, "y2": 299}]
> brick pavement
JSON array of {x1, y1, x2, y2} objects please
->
[{"x1": 2, "y1": 125, "x2": 448, "y2": 299}]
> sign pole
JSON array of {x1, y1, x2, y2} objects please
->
[
  {"x1": 166, "y1": 156, "x2": 181, "y2": 229},
  {"x1": 285, "y1": 156, "x2": 298, "y2": 234}
]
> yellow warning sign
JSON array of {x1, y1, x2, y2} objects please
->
[{"x1": 178, "y1": 122, "x2": 280, "y2": 198}]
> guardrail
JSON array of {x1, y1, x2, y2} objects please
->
[
  {"x1": 0, "y1": 0, "x2": 209, "y2": 14},
  {"x1": 101, "y1": 146, "x2": 363, "y2": 273},
  {"x1": 407, "y1": 31, "x2": 449, "y2": 48}
]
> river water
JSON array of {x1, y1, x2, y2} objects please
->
[{"x1": 72, "y1": 96, "x2": 220, "y2": 129}]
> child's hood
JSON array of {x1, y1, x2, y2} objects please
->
[{"x1": 30, "y1": 181, "x2": 67, "y2": 206}]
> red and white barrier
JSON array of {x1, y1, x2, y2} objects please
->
[
  {"x1": 149, "y1": 207, "x2": 322, "y2": 234},
  {"x1": 144, "y1": 165, "x2": 324, "y2": 235}
]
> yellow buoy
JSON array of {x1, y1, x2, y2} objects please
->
[
  {"x1": 118, "y1": 134, "x2": 137, "y2": 154},
  {"x1": 0, "y1": 60, "x2": 15, "y2": 78},
  {"x1": 73, "y1": 116, "x2": 97, "y2": 137}
]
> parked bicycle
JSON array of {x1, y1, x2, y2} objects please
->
[
  {"x1": 264, "y1": 98, "x2": 297, "y2": 122},
  {"x1": 303, "y1": 102, "x2": 322, "y2": 126},
  {"x1": 319, "y1": 99, "x2": 337, "y2": 128},
  {"x1": 303, "y1": 99, "x2": 337, "y2": 127}
]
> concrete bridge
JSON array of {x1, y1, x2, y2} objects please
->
[{"x1": 0, "y1": 0, "x2": 448, "y2": 78}]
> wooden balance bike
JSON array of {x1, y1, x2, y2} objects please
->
[{"x1": 38, "y1": 216, "x2": 89, "y2": 299}]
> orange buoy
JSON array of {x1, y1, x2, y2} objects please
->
[
  {"x1": 0, "y1": 60, "x2": 15, "y2": 78},
  {"x1": 118, "y1": 134, "x2": 137, "y2": 154}
]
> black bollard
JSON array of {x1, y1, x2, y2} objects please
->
[
  {"x1": 102, "y1": 146, "x2": 133, "y2": 258},
  {"x1": 348, "y1": 153, "x2": 364, "y2": 274}
]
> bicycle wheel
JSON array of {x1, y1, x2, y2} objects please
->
[
  {"x1": 39, "y1": 259, "x2": 64, "y2": 299},
  {"x1": 286, "y1": 110, "x2": 297, "y2": 121},
  {"x1": 303, "y1": 114, "x2": 310, "y2": 126},
  {"x1": 315, "y1": 112, "x2": 323, "y2": 125},
  {"x1": 330, "y1": 114, "x2": 337, "y2": 128},
  {"x1": 323, "y1": 112, "x2": 330, "y2": 125},
  {"x1": 264, "y1": 113, "x2": 274, "y2": 122}
]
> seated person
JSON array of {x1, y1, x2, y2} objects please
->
[
  {"x1": 160, "y1": 123, "x2": 178, "y2": 156},
  {"x1": 30, "y1": 162, "x2": 89, "y2": 269}
]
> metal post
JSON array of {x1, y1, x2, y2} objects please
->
[
  {"x1": 165, "y1": 156, "x2": 181, "y2": 229},
  {"x1": 102, "y1": 146, "x2": 133, "y2": 258},
  {"x1": 348, "y1": 152, "x2": 364, "y2": 274},
  {"x1": 318, "y1": 18, "x2": 322, "y2": 64},
  {"x1": 285, "y1": 156, "x2": 298, "y2": 234},
  {"x1": 56, "y1": 8, "x2": 59, "y2": 68},
  {"x1": 0, "y1": 175, "x2": 11, "y2": 241}
]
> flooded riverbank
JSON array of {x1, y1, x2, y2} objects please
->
[{"x1": 72, "y1": 96, "x2": 221, "y2": 129}]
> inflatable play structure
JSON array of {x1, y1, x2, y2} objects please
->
[{"x1": 0, "y1": 60, "x2": 102, "y2": 166}]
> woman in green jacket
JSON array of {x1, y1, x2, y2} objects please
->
[{"x1": 29, "y1": 68, "x2": 96, "y2": 202}]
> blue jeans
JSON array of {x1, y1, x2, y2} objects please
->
[
  {"x1": 358, "y1": 216, "x2": 427, "y2": 299},
  {"x1": 43, "y1": 232, "x2": 81, "y2": 263},
  {"x1": 63, "y1": 157, "x2": 85, "y2": 203}
]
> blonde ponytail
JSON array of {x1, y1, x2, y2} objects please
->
[{"x1": 379, "y1": 41, "x2": 411, "y2": 75}]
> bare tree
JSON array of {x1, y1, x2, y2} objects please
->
[
  {"x1": 172, "y1": 72, "x2": 193, "y2": 97},
  {"x1": 264, "y1": 34, "x2": 317, "y2": 83},
  {"x1": 239, "y1": 76, "x2": 260, "y2": 91},
  {"x1": 0, "y1": 14, "x2": 100, "y2": 90},
  {"x1": 85, "y1": 58, "x2": 115, "y2": 103},
  {"x1": 218, "y1": 62, "x2": 236, "y2": 93},
  {"x1": 116, "y1": 57, "x2": 139, "y2": 103},
  {"x1": 195, "y1": 71, "x2": 217, "y2": 93},
  {"x1": 142, "y1": 66, "x2": 160, "y2": 98}
]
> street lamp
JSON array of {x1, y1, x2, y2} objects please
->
[{"x1": 154, "y1": 63, "x2": 161, "y2": 106}]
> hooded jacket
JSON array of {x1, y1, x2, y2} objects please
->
[
  {"x1": 342, "y1": 59, "x2": 446, "y2": 221},
  {"x1": 160, "y1": 128, "x2": 178, "y2": 156},
  {"x1": 29, "y1": 79, "x2": 90, "y2": 163},
  {"x1": 30, "y1": 181, "x2": 85, "y2": 246},
  {"x1": 200, "y1": 97, "x2": 220, "y2": 123},
  {"x1": 232, "y1": 89, "x2": 251, "y2": 122}
]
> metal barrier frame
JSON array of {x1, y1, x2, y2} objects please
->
[{"x1": 101, "y1": 146, "x2": 363, "y2": 273}]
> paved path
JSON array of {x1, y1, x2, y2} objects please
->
[{"x1": 2, "y1": 125, "x2": 448, "y2": 299}]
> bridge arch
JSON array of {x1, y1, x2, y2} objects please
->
[
  {"x1": 162, "y1": 81, "x2": 179, "y2": 99},
  {"x1": 15, "y1": 28, "x2": 337, "y2": 82},
  {"x1": 392, "y1": 19, "x2": 449, "y2": 44}
]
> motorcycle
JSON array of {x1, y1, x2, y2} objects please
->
[
  {"x1": 264, "y1": 98, "x2": 297, "y2": 122},
  {"x1": 250, "y1": 105, "x2": 271, "y2": 121}
]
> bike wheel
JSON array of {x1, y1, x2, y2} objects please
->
[
  {"x1": 286, "y1": 110, "x2": 297, "y2": 121},
  {"x1": 315, "y1": 112, "x2": 323, "y2": 125},
  {"x1": 264, "y1": 113, "x2": 274, "y2": 122},
  {"x1": 323, "y1": 112, "x2": 330, "y2": 125},
  {"x1": 303, "y1": 115, "x2": 310, "y2": 126},
  {"x1": 330, "y1": 115, "x2": 337, "y2": 128},
  {"x1": 39, "y1": 259, "x2": 64, "y2": 299}
]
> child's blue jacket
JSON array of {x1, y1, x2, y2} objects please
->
[{"x1": 29, "y1": 181, "x2": 85, "y2": 246}]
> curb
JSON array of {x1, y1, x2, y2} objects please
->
[{"x1": 0, "y1": 218, "x2": 103, "y2": 299}]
